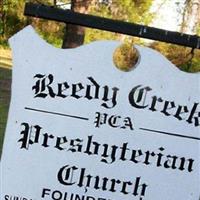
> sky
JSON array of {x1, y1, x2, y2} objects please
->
[
  {"x1": 56, "y1": 0, "x2": 188, "y2": 33},
  {"x1": 151, "y1": 0, "x2": 185, "y2": 32}
]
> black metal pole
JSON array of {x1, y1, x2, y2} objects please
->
[{"x1": 24, "y1": 3, "x2": 200, "y2": 49}]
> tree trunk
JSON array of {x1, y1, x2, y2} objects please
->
[
  {"x1": 193, "y1": 1, "x2": 200, "y2": 33},
  {"x1": 62, "y1": 0, "x2": 90, "y2": 49},
  {"x1": 53, "y1": 0, "x2": 57, "y2": 7},
  {"x1": 180, "y1": 0, "x2": 200, "y2": 34}
]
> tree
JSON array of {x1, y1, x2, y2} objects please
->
[
  {"x1": 85, "y1": 0, "x2": 154, "y2": 43},
  {"x1": 180, "y1": 0, "x2": 200, "y2": 34},
  {"x1": 62, "y1": 0, "x2": 92, "y2": 48},
  {"x1": 0, "y1": 0, "x2": 154, "y2": 48},
  {"x1": 61, "y1": 0, "x2": 154, "y2": 48},
  {"x1": 0, "y1": 0, "x2": 27, "y2": 46},
  {"x1": 0, "y1": 0, "x2": 5, "y2": 35}
]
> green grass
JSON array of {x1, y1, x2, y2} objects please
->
[{"x1": 0, "y1": 66, "x2": 11, "y2": 157}]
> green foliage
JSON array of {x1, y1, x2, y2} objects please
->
[
  {"x1": 196, "y1": 25, "x2": 200, "y2": 36},
  {"x1": 32, "y1": 19, "x2": 65, "y2": 48},
  {"x1": 0, "y1": 0, "x2": 199, "y2": 72},
  {"x1": 85, "y1": 0, "x2": 154, "y2": 43},
  {"x1": 0, "y1": 67, "x2": 11, "y2": 156},
  {"x1": 0, "y1": 0, "x2": 65, "y2": 48},
  {"x1": 181, "y1": 51, "x2": 200, "y2": 73},
  {"x1": 0, "y1": 0, "x2": 27, "y2": 46},
  {"x1": 150, "y1": 42, "x2": 200, "y2": 72}
]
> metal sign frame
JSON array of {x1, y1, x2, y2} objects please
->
[{"x1": 24, "y1": 3, "x2": 200, "y2": 49}]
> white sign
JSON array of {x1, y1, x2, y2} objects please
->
[{"x1": 1, "y1": 26, "x2": 200, "y2": 200}]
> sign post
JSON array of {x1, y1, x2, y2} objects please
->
[{"x1": 1, "y1": 26, "x2": 200, "y2": 200}]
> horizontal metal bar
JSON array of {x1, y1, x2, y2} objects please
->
[{"x1": 24, "y1": 3, "x2": 200, "y2": 49}]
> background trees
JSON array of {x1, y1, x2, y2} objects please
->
[
  {"x1": 180, "y1": 0, "x2": 200, "y2": 34},
  {"x1": 0, "y1": 0, "x2": 200, "y2": 72},
  {"x1": 0, "y1": 0, "x2": 27, "y2": 45}
]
